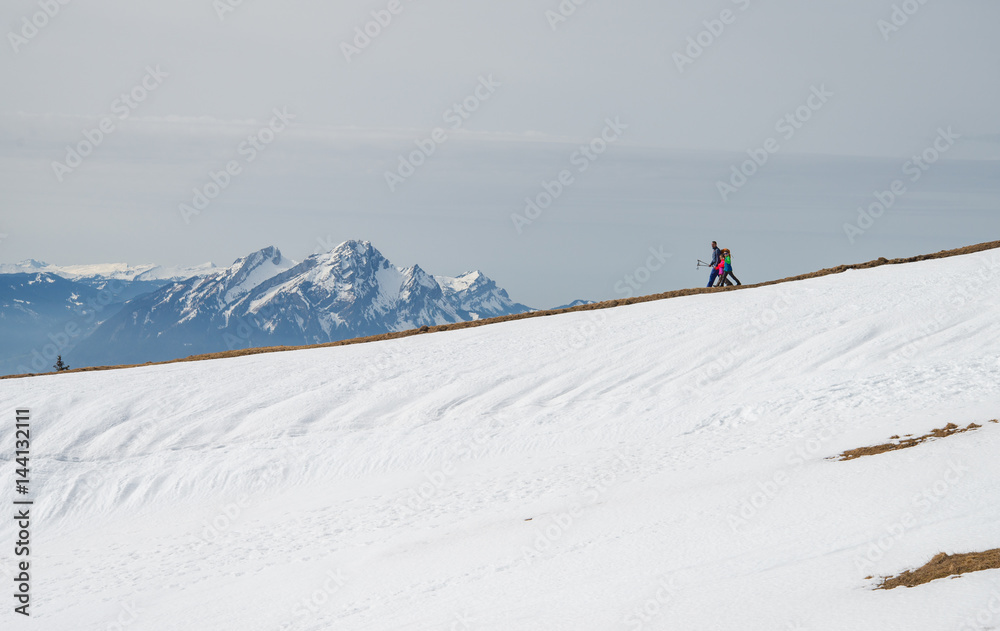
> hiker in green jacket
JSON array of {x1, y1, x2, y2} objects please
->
[{"x1": 718, "y1": 248, "x2": 742, "y2": 286}]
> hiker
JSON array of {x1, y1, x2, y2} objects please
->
[
  {"x1": 707, "y1": 241, "x2": 722, "y2": 287},
  {"x1": 718, "y1": 248, "x2": 742, "y2": 286}
]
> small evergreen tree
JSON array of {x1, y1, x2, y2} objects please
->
[{"x1": 53, "y1": 355, "x2": 70, "y2": 372}]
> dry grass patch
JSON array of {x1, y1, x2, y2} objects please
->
[
  {"x1": 4, "y1": 239, "x2": 999, "y2": 380},
  {"x1": 834, "y1": 421, "x2": 998, "y2": 462},
  {"x1": 877, "y1": 549, "x2": 1000, "y2": 589}
]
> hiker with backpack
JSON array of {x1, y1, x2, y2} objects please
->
[{"x1": 707, "y1": 241, "x2": 722, "y2": 287}]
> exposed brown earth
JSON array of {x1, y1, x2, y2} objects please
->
[
  {"x1": 834, "y1": 421, "x2": 998, "y2": 461},
  {"x1": 876, "y1": 549, "x2": 1000, "y2": 589},
  {"x1": 4, "y1": 239, "x2": 999, "y2": 380}
]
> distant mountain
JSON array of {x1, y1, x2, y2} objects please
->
[
  {"x1": 552, "y1": 300, "x2": 595, "y2": 310},
  {"x1": 68, "y1": 241, "x2": 532, "y2": 368},
  {"x1": 0, "y1": 259, "x2": 219, "y2": 281},
  {"x1": 0, "y1": 258, "x2": 225, "y2": 374},
  {"x1": 0, "y1": 259, "x2": 220, "y2": 303},
  {"x1": 0, "y1": 259, "x2": 48, "y2": 273},
  {"x1": 0, "y1": 272, "x2": 107, "y2": 375}
]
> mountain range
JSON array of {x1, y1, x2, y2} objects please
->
[
  {"x1": 0, "y1": 258, "x2": 219, "y2": 300},
  {"x1": 0, "y1": 261, "x2": 217, "y2": 375},
  {"x1": 0, "y1": 241, "x2": 533, "y2": 373}
]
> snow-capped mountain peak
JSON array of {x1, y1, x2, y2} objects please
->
[
  {"x1": 402, "y1": 264, "x2": 440, "y2": 290},
  {"x1": 221, "y1": 246, "x2": 296, "y2": 304},
  {"x1": 69, "y1": 240, "x2": 532, "y2": 366},
  {"x1": 330, "y1": 238, "x2": 376, "y2": 257},
  {"x1": 435, "y1": 270, "x2": 484, "y2": 294},
  {"x1": 326, "y1": 239, "x2": 390, "y2": 274}
]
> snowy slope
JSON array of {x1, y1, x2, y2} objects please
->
[{"x1": 2, "y1": 250, "x2": 1000, "y2": 630}]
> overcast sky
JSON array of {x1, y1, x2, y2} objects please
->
[{"x1": 2, "y1": 0, "x2": 999, "y2": 307}]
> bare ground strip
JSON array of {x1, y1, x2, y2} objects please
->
[
  {"x1": 877, "y1": 549, "x2": 1000, "y2": 589},
  {"x1": 834, "y1": 421, "x2": 998, "y2": 461}
]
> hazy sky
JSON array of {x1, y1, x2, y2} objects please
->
[{"x1": 2, "y1": 0, "x2": 999, "y2": 307}]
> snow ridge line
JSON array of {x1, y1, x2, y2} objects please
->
[{"x1": 4, "y1": 239, "x2": 999, "y2": 380}]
